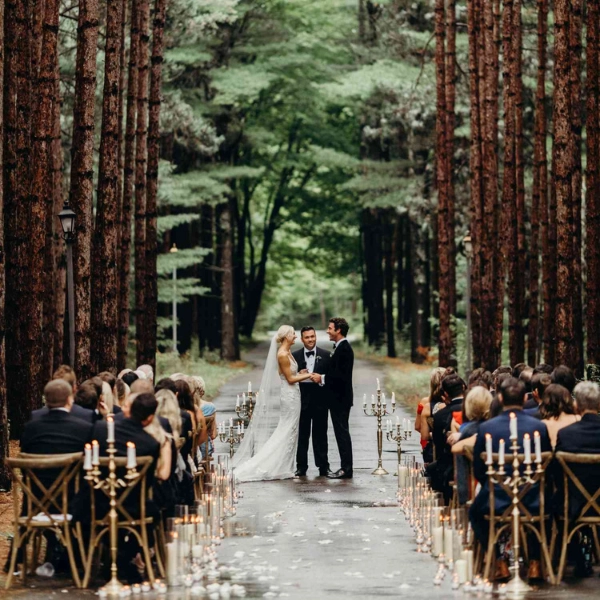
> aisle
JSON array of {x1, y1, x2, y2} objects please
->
[{"x1": 214, "y1": 338, "x2": 436, "y2": 598}]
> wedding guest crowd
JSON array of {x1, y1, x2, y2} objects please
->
[
  {"x1": 419, "y1": 362, "x2": 600, "y2": 582},
  {"x1": 5, "y1": 362, "x2": 218, "y2": 583}
]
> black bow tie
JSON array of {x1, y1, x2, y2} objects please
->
[
  {"x1": 305, "y1": 351, "x2": 315, "y2": 357},
  {"x1": 332, "y1": 344, "x2": 336, "y2": 350}
]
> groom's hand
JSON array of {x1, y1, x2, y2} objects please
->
[
  {"x1": 299, "y1": 369, "x2": 308, "y2": 374},
  {"x1": 310, "y1": 373, "x2": 322, "y2": 384}
]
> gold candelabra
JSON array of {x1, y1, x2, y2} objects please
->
[
  {"x1": 485, "y1": 421, "x2": 543, "y2": 598},
  {"x1": 84, "y1": 427, "x2": 138, "y2": 596},
  {"x1": 386, "y1": 419, "x2": 412, "y2": 476},
  {"x1": 235, "y1": 390, "x2": 256, "y2": 422},
  {"x1": 363, "y1": 385, "x2": 396, "y2": 475},
  {"x1": 218, "y1": 422, "x2": 245, "y2": 458}
]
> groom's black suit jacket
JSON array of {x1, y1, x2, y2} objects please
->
[
  {"x1": 325, "y1": 340, "x2": 354, "y2": 408},
  {"x1": 292, "y1": 346, "x2": 330, "y2": 407}
]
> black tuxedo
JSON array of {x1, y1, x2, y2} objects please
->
[
  {"x1": 180, "y1": 410, "x2": 193, "y2": 463},
  {"x1": 292, "y1": 346, "x2": 331, "y2": 473},
  {"x1": 325, "y1": 339, "x2": 354, "y2": 473},
  {"x1": 555, "y1": 413, "x2": 600, "y2": 518},
  {"x1": 30, "y1": 402, "x2": 95, "y2": 424},
  {"x1": 21, "y1": 409, "x2": 94, "y2": 495}
]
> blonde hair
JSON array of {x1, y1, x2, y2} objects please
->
[
  {"x1": 102, "y1": 381, "x2": 114, "y2": 413},
  {"x1": 276, "y1": 325, "x2": 294, "y2": 344},
  {"x1": 156, "y1": 389, "x2": 182, "y2": 439},
  {"x1": 192, "y1": 375, "x2": 206, "y2": 400},
  {"x1": 429, "y1": 367, "x2": 446, "y2": 404},
  {"x1": 464, "y1": 386, "x2": 492, "y2": 422}
]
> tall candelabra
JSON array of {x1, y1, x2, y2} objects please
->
[
  {"x1": 386, "y1": 419, "x2": 412, "y2": 476},
  {"x1": 363, "y1": 382, "x2": 396, "y2": 475},
  {"x1": 485, "y1": 418, "x2": 544, "y2": 598},
  {"x1": 218, "y1": 421, "x2": 245, "y2": 458},
  {"x1": 84, "y1": 419, "x2": 138, "y2": 596},
  {"x1": 235, "y1": 390, "x2": 256, "y2": 422}
]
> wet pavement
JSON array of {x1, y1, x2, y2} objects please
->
[{"x1": 2, "y1": 335, "x2": 599, "y2": 598}]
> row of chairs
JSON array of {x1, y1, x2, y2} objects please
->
[
  {"x1": 5, "y1": 414, "x2": 217, "y2": 590},
  {"x1": 452, "y1": 448, "x2": 600, "y2": 584}
]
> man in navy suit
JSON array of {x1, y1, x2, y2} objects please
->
[
  {"x1": 470, "y1": 377, "x2": 551, "y2": 581},
  {"x1": 292, "y1": 326, "x2": 331, "y2": 477}
]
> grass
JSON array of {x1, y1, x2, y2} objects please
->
[{"x1": 155, "y1": 351, "x2": 252, "y2": 401}]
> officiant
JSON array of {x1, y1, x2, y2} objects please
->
[{"x1": 293, "y1": 327, "x2": 332, "y2": 477}]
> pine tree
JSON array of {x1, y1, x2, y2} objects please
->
[
  {"x1": 68, "y1": 0, "x2": 99, "y2": 379},
  {"x1": 91, "y1": 0, "x2": 124, "y2": 371}
]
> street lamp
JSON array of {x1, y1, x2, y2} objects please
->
[
  {"x1": 170, "y1": 244, "x2": 178, "y2": 354},
  {"x1": 463, "y1": 232, "x2": 473, "y2": 377},
  {"x1": 58, "y1": 204, "x2": 76, "y2": 367}
]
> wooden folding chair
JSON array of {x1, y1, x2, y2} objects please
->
[
  {"x1": 83, "y1": 456, "x2": 158, "y2": 588},
  {"x1": 482, "y1": 451, "x2": 555, "y2": 584},
  {"x1": 5, "y1": 452, "x2": 84, "y2": 590},
  {"x1": 554, "y1": 451, "x2": 600, "y2": 583}
]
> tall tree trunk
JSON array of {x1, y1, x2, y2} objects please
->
[
  {"x1": 480, "y1": 0, "x2": 501, "y2": 369},
  {"x1": 529, "y1": 0, "x2": 547, "y2": 366},
  {"x1": 118, "y1": 0, "x2": 139, "y2": 371},
  {"x1": 569, "y1": 0, "x2": 583, "y2": 376},
  {"x1": 12, "y1": 0, "x2": 34, "y2": 435},
  {"x1": 29, "y1": 0, "x2": 59, "y2": 413},
  {"x1": 91, "y1": 0, "x2": 124, "y2": 372},
  {"x1": 358, "y1": 0, "x2": 366, "y2": 42},
  {"x1": 4, "y1": 0, "x2": 20, "y2": 437},
  {"x1": 552, "y1": 0, "x2": 575, "y2": 367},
  {"x1": 219, "y1": 200, "x2": 238, "y2": 361},
  {"x1": 68, "y1": 0, "x2": 98, "y2": 380},
  {"x1": 134, "y1": 0, "x2": 150, "y2": 364},
  {"x1": 586, "y1": 0, "x2": 600, "y2": 365},
  {"x1": 198, "y1": 204, "x2": 214, "y2": 351},
  {"x1": 403, "y1": 214, "x2": 413, "y2": 326},
  {"x1": 362, "y1": 209, "x2": 385, "y2": 349},
  {"x1": 435, "y1": 0, "x2": 455, "y2": 366},
  {"x1": 411, "y1": 220, "x2": 430, "y2": 364},
  {"x1": 467, "y1": 0, "x2": 484, "y2": 367},
  {"x1": 51, "y1": 64, "x2": 65, "y2": 372},
  {"x1": 383, "y1": 212, "x2": 396, "y2": 358},
  {"x1": 141, "y1": 0, "x2": 167, "y2": 369},
  {"x1": 0, "y1": 0, "x2": 9, "y2": 488},
  {"x1": 395, "y1": 214, "x2": 404, "y2": 331}
]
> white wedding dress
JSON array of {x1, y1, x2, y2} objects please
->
[{"x1": 233, "y1": 353, "x2": 301, "y2": 482}]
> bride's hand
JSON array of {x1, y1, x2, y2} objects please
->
[
  {"x1": 309, "y1": 373, "x2": 322, "y2": 384},
  {"x1": 299, "y1": 369, "x2": 308, "y2": 374}
]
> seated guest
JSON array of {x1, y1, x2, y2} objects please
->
[
  {"x1": 533, "y1": 363, "x2": 554, "y2": 375},
  {"x1": 137, "y1": 364, "x2": 154, "y2": 383},
  {"x1": 98, "y1": 371, "x2": 121, "y2": 414},
  {"x1": 172, "y1": 378, "x2": 204, "y2": 462},
  {"x1": 121, "y1": 371, "x2": 139, "y2": 387},
  {"x1": 524, "y1": 373, "x2": 552, "y2": 415},
  {"x1": 427, "y1": 372, "x2": 465, "y2": 500},
  {"x1": 470, "y1": 377, "x2": 551, "y2": 581},
  {"x1": 450, "y1": 386, "x2": 492, "y2": 505},
  {"x1": 117, "y1": 383, "x2": 173, "y2": 434},
  {"x1": 492, "y1": 366, "x2": 512, "y2": 391},
  {"x1": 74, "y1": 383, "x2": 102, "y2": 422},
  {"x1": 155, "y1": 389, "x2": 182, "y2": 440},
  {"x1": 31, "y1": 365, "x2": 94, "y2": 423},
  {"x1": 555, "y1": 381, "x2": 600, "y2": 577},
  {"x1": 156, "y1": 379, "x2": 192, "y2": 462},
  {"x1": 192, "y1": 375, "x2": 218, "y2": 458},
  {"x1": 551, "y1": 365, "x2": 576, "y2": 394},
  {"x1": 415, "y1": 368, "x2": 446, "y2": 463},
  {"x1": 512, "y1": 363, "x2": 529, "y2": 379},
  {"x1": 114, "y1": 379, "x2": 129, "y2": 412},
  {"x1": 519, "y1": 367, "x2": 534, "y2": 404},
  {"x1": 21, "y1": 380, "x2": 95, "y2": 574},
  {"x1": 540, "y1": 384, "x2": 579, "y2": 448}
]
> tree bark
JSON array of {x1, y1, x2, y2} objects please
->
[
  {"x1": 435, "y1": 0, "x2": 456, "y2": 366},
  {"x1": 68, "y1": 0, "x2": 98, "y2": 380},
  {"x1": 91, "y1": 0, "x2": 124, "y2": 372},
  {"x1": 395, "y1": 214, "x2": 404, "y2": 331},
  {"x1": 552, "y1": 0, "x2": 575, "y2": 367},
  {"x1": 141, "y1": 0, "x2": 167, "y2": 369},
  {"x1": 0, "y1": 0, "x2": 10, "y2": 488},
  {"x1": 586, "y1": 0, "x2": 600, "y2": 365},
  {"x1": 411, "y1": 219, "x2": 430, "y2": 364},
  {"x1": 529, "y1": 0, "x2": 547, "y2": 366},
  {"x1": 134, "y1": 0, "x2": 150, "y2": 364},
  {"x1": 467, "y1": 0, "x2": 484, "y2": 367},
  {"x1": 569, "y1": 0, "x2": 583, "y2": 376},
  {"x1": 118, "y1": 0, "x2": 140, "y2": 371},
  {"x1": 219, "y1": 200, "x2": 238, "y2": 361}
]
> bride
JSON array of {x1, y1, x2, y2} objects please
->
[{"x1": 233, "y1": 325, "x2": 318, "y2": 482}]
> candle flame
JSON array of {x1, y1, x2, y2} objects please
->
[
  {"x1": 85, "y1": 443, "x2": 91, "y2": 449},
  {"x1": 92, "y1": 439, "x2": 99, "y2": 446}
]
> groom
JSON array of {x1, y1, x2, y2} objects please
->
[{"x1": 311, "y1": 317, "x2": 354, "y2": 480}]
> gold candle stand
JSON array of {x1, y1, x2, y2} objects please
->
[
  {"x1": 218, "y1": 425, "x2": 245, "y2": 458},
  {"x1": 386, "y1": 421, "x2": 412, "y2": 476},
  {"x1": 235, "y1": 390, "x2": 255, "y2": 422},
  {"x1": 363, "y1": 389, "x2": 395, "y2": 475}
]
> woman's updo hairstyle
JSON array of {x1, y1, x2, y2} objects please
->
[{"x1": 276, "y1": 325, "x2": 294, "y2": 344}]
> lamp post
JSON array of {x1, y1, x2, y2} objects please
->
[
  {"x1": 170, "y1": 243, "x2": 178, "y2": 354},
  {"x1": 463, "y1": 232, "x2": 473, "y2": 376},
  {"x1": 58, "y1": 204, "x2": 76, "y2": 368}
]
